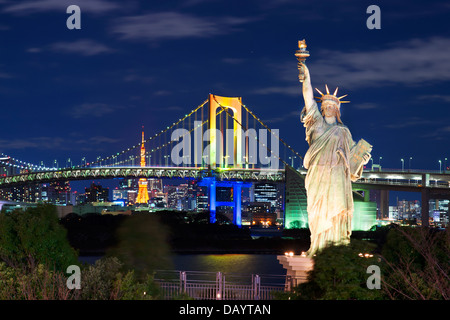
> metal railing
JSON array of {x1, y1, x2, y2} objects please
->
[{"x1": 153, "y1": 270, "x2": 292, "y2": 300}]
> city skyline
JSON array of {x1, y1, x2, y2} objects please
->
[{"x1": 1, "y1": 0, "x2": 450, "y2": 204}]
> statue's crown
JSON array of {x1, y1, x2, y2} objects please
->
[{"x1": 315, "y1": 85, "x2": 350, "y2": 108}]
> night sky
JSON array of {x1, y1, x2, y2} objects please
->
[{"x1": 1, "y1": 0, "x2": 449, "y2": 203}]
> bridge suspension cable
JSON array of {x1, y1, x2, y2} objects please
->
[
  {"x1": 240, "y1": 104, "x2": 304, "y2": 161},
  {"x1": 75, "y1": 99, "x2": 209, "y2": 168},
  {"x1": 211, "y1": 95, "x2": 289, "y2": 168},
  {"x1": 0, "y1": 153, "x2": 54, "y2": 171}
]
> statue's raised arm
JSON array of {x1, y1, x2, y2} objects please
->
[
  {"x1": 295, "y1": 40, "x2": 315, "y2": 113},
  {"x1": 300, "y1": 63, "x2": 315, "y2": 112}
]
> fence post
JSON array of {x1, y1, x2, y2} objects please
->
[
  {"x1": 216, "y1": 272, "x2": 223, "y2": 300},
  {"x1": 180, "y1": 271, "x2": 187, "y2": 295},
  {"x1": 285, "y1": 275, "x2": 292, "y2": 292},
  {"x1": 253, "y1": 274, "x2": 260, "y2": 300}
]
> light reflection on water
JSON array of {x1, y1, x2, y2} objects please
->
[
  {"x1": 172, "y1": 254, "x2": 286, "y2": 276},
  {"x1": 79, "y1": 254, "x2": 286, "y2": 276}
]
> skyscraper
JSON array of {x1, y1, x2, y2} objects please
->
[
  {"x1": 85, "y1": 182, "x2": 109, "y2": 203},
  {"x1": 254, "y1": 182, "x2": 278, "y2": 212}
]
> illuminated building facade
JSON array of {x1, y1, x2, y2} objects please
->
[
  {"x1": 84, "y1": 182, "x2": 109, "y2": 203},
  {"x1": 254, "y1": 183, "x2": 278, "y2": 212}
]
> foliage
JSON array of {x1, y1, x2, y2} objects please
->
[
  {"x1": 282, "y1": 240, "x2": 386, "y2": 300},
  {"x1": 0, "y1": 256, "x2": 165, "y2": 300},
  {"x1": 279, "y1": 226, "x2": 449, "y2": 300},
  {"x1": 106, "y1": 213, "x2": 174, "y2": 280},
  {"x1": 0, "y1": 204, "x2": 78, "y2": 271},
  {"x1": 380, "y1": 226, "x2": 449, "y2": 300},
  {"x1": 0, "y1": 261, "x2": 80, "y2": 300},
  {"x1": 79, "y1": 256, "x2": 162, "y2": 300}
]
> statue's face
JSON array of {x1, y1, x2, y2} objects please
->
[{"x1": 321, "y1": 101, "x2": 339, "y2": 118}]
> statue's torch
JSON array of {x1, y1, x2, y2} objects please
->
[{"x1": 295, "y1": 39, "x2": 310, "y2": 83}]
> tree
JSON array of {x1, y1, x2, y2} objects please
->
[
  {"x1": 285, "y1": 240, "x2": 385, "y2": 300},
  {"x1": 0, "y1": 204, "x2": 78, "y2": 271},
  {"x1": 106, "y1": 213, "x2": 173, "y2": 279},
  {"x1": 380, "y1": 226, "x2": 449, "y2": 299}
]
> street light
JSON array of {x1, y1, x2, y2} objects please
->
[
  {"x1": 183, "y1": 155, "x2": 190, "y2": 167},
  {"x1": 409, "y1": 157, "x2": 412, "y2": 171},
  {"x1": 243, "y1": 156, "x2": 248, "y2": 169},
  {"x1": 401, "y1": 159, "x2": 404, "y2": 171},
  {"x1": 164, "y1": 155, "x2": 170, "y2": 166},
  {"x1": 289, "y1": 156, "x2": 295, "y2": 167},
  {"x1": 439, "y1": 160, "x2": 442, "y2": 173},
  {"x1": 379, "y1": 156, "x2": 382, "y2": 169}
]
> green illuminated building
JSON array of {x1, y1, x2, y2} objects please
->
[{"x1": 284, "y1": 166, "x2": 377, "y2": 231}]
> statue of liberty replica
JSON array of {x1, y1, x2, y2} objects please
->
[{"x1": 296, "y1": 40, "x2": 372, "y2": 256}]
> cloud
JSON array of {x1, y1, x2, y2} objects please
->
[
  {"x1": 111, "y1": 12, "x2": 253, "y2": 42},
  {"x1": 256, "y1": 37, "x2": 450, "y2": 95},
  {"x1": 310, "y1": 37, "x2": 450, "y2": 88},
  {"x1": 165, "y1": 106, "x2": 183, "y2": 111},
  {"x1": 384, "y1": 117, "x2": 434, "y2": 129},
  {"x1": 0, "y1": 137, "x2": 65, "y2": 150},
  {"x1": 123, "y1": 73, "x2": 154, "y2": 84},
  {"x1": 352, "y1": 103, "x2": 378, "y2": 110},
  {"x1": 75, "y1": 136, "x2": 122, "y2": 145},
  {"x1": 417, "y1": 94, "x2": 450, "y2": 103},
  {"x1": 3, "y1": 0, "x2": 119, "y2": 15},
  {"x1": 262, "y1": 110, "x2": 299, "y2": 124},
  {"x1": 0, "y1": 135, "x2": 121, "y2": 151},
  {"x1": 420, "y1": 125, "x2": 450, "y2": 140},
  {"x1": 222, "y1": 58, "x2": 246, "y2": 65},
  {"x1": 153, "y1": 90, "x2": 172, "y2": 96},
  {"x1": 252, "y1": 85, "x2": 300, "y2": 97},
  {"x1": 0, "y1": 71, "x2": 12, "y2": 79},
  {"x1": 49, "y1": 39, "x2": 114, "y2": 56},
  {"x1": 69, "y1": 103, "x2": 125, "y2": 119}
]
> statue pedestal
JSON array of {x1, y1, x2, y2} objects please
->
[{"x1": 277, "y1": 255, "x2": 314, "y2": 290}]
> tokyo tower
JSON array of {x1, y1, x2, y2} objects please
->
[{"x1": 136, "y1": 127, "x2": 149, "y2": 204}]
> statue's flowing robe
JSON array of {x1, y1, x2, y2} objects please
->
[{"x1": 301, "y1": 101, "x2": 363, "y2": 256}]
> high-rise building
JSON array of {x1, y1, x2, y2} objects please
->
[
  {"x1": 149, "y1": 179, "x2": 163, "y2": 192},
  {"x1": 369, "y1": 189, "x2": 389, "y2": 219},
  {"x1": 165, "y1": 184, "x2": 189, "y2": 210},
  {"x1": 196, "y1": 185, "x2": 208, "y2": 211},
  {"x1": 85, "y1": 182, "x2": 109, "y2": 203},
  {"x1": 254, "y1": 182, "x2": 278, "y2": 212},
  {"x1": 397, "y1": 199, "x2": 420, "y2": 221},
  {"x1": 429, "y1": 199, "x2": 449, "y2": 227}
]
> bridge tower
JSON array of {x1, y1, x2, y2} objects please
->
[
  {"x1": 136, "y1": 127, "x2": 149, "y2": 204},
  {"x1": 208, "y1": 94, "x2": 243, "y2": 168},
  {"x1": 200, "y1": 95, "x2": 248, "y2": 225}
]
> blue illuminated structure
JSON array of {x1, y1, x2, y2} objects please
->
[{"x1": 198, "y1": 177, "x2": 252, "y2": 227}]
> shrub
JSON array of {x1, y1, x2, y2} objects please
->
[
  {"x1": 380, "y1": 226, "x2": 449, "y2": 300},
  {"x1": 106, "y1": 213, "x2": 173, "y2": 280},
  {"x1": 284, "y1": 240, "x2": 386, "y2": 300},
  {"x1": 0, "y1": 261, "x2": 80, "y2": 300},
  {"x1": 0, "y1": 204, "x2": 78, "y2": 271}
]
